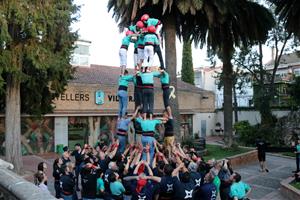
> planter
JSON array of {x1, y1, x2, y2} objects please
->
[
  {"x1": 225, "y1": 150, "x2": 257, "y2": 168},
  {"x1": 280, "y1": 177, "x2": 300, "y2": 200}
]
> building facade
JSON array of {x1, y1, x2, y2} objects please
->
[{"x1": 0, "y1": 65, "x2": 215, "y2": 155}]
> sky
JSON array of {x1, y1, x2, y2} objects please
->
[{"x1": 72, "y1": 0, "x2": 272, "y2": 72}]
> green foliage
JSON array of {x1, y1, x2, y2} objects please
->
[
  {"x1": 271, "y1": 0, "x2": 300, "y2": 38},
  {"x1": 289, "y1": 76, "x2": 300, "y2": 108},
  {"x1": 181, "y1": 39, "x2": 194, "y2": 85},
  {"x1": 0, "y1": 0, "x2": 78, "y2": 115},
  {"x1": 234, "y1": 118, "x2": 284, "y2": 147},
  {"x1": 234, "y1": 121, "x2": 257, "y2": 146},
  {"x1": 181, "y1": 135, "x2": 194, "y2": 148},
  {"x1": 203, "y1": 144, "x2": 250, "y2": 161}
]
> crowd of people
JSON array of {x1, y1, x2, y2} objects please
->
[
  {"x1": 32, "y1": 14, "x2": 253, "y2": 200},
  {"x1": 33, "y1": 138, "x2": 252, "y2": 200}
]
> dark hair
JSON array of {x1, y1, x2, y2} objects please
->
[
  {"x1": 124, "y1": 69, "x2": 129, "y2": 75},
  {"x1": 233, "y1": 172, "x2": 241, "y2": 182},
  {"x1": 63, "y1": 146, "x2": 69, "y2": 152},
  {"x1": 75, "y1": 143, "x2": 81, "y2": 147},
  {"x1": 53, "y1": 158, "x2": 59, "y2": 169},
  {"x1": 157, "y1": 161, "x2": 165, "y2": 171},
  {"x1": 109, "y1": 173, "x2": 117, "y2": 182},
  {"x1": 35, "y1": 172, "x2": 44, "y2": 184},
  {"x1": 37, "y1": 162, "x2": 45, "y2": 172},
  {"x1": 181, "y1": 172, "x2": 190, "y2": 183},
  {"x1": 163, "y1": 164, "x2": 174, "y2": 176}
]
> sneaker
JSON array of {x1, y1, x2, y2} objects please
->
[{"x1": 265, "y1": 168, "x2": 269, "y2": 172}]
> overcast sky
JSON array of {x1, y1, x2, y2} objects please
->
[{"x1": 72, "y1": 0, "x2": 272, "y2": 72}]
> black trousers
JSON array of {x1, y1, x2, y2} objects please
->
[
  {"x1": 162, "y1": 87, "x2": 170, "y2": 108},
  {"x1": 134, "y1": 87, "x2": 143, "y2": 109},
  {"x1": 296, "y1": 154, "x2": 300, "y2": 171},
  {"x1": 142, "y1": 88, "x2": 154, "y2": 114},
  {"x1": 154, "y1": 45, "x2": 165, "y2": 69}
]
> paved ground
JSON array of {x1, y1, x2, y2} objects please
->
[
  {"x1": 20, "y1": 137, "x2": 297, "y2": 200},
  {"x1": 235, "y1": 155, "x2": 295, "y2": 200}
]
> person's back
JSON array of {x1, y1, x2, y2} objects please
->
[
  {"x1": 81, "y1": 167, "x2": 98, "y2": 199},
  {"x1": 60, "y1": 173, "x2": 75, "y2": 196},
  {"x1": 229, "y1": 172, "x2": 251, "y2": 200},
  {"x1": 196, "y1": 182, "x2": 217, "y2": 200},
  {"x1": 173, "y1": 172, "x2": 195, "y2": 200},
  {"x1": 159, "y1": 175, "x2": 175, "y2": 198}
]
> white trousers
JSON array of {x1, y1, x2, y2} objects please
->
[
  {"x1": 119, "y1": 48, "x2": 127, "y2": 67},
  {"x1": 134, "y1": 52, "x2": 138, "y2": 67},
  {"x1": 144, "y1": 45, "x2": 154, "y2": 67},
  {"x1": 137, "y1": 48, "x2": 144, "y2": 65}
]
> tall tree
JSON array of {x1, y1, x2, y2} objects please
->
[
  {"x1": 0, "y1": 0, "x2": 78, "y2": 173},
  {"x1": 270, "y1": 0, "x2": 300, "y2": 38},
  {"x1": 181, "y1": 39, "x2": 194, "y2": 85},
  {"x1": 107, "y1": 0, "x2": 204, "y2": 139},
  {"x1": 183, "y1": 0, "x2": 275, "y2": 146},
  {"x1": 233, "y1": 13, "x2": 299, "y2": 127}
]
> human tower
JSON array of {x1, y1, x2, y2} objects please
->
[{"x1": 116, "y1": 14, "x2": 175, "y2": 162}]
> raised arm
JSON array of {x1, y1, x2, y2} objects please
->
[
  {"x1": 123, "y1": 176, "x2": 139, "y2": 181},
  {"x1": 172, "y1": 162, "x2": 185, "y2": 177},
  {"x1": 144, "y1": 161, "x2": 153, "y2": 176}
]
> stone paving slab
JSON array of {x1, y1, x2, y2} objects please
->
[{"x1": 235, "y1": 155, "x2": 295, "y2": 200}]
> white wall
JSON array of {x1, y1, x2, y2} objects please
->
[
  {"x1": 215, "y1": 110, "x2": 290, "y2": 127},
  {"x1": 54, "y1": 117, "x2": 69, "y2": 149},
  {"x1": 193, "y1": 113, "x2": 216, "y2": 137}
]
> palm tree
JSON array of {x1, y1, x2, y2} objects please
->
[
  {"x1": 107, "y1": 0, "x2": 204, "y2": 140},
  {"x1": 183, "y1": 0, "x2": 275, "y2": 146},
  {"x1": 270, "y1": 0, "x2": 300, "y2": 38}
]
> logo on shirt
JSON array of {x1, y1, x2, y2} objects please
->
[
  {"x1": 195, "y1": 178, "x2": 201, "y2": 187},
  {"x1": 104, "y1": 174, "x2": 109, "y2": 182},
  {"x1": 167, "y1": 184, "x2": 173, "y2": 192},
  {"x1": 138, "y1": 195, "x2": 146, "y2": 200},
  {"x1": 184, "y1": 189, "x2": 193, "y2": 199},
  {"x1": 211, "y1": 190, "x2": 217, "y2": 200},
  {"x1": 95, "y1": 90, "x2": 105, "y2": 105}
]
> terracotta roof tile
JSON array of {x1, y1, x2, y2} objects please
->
[{"x1": 70, "y1": 65, "x2": 209, "y2": 94}]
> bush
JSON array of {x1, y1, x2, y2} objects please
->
[
  {"x1": 234, "y1": 120, "x2": 284, "y2": 147},
  {"x1": 234, "y1": 121, "x2": 258, "y2": 146}
]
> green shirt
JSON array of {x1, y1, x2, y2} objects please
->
[
  {"x1": 144, "y1": 33, "x2": 159, "y2": 45},
  {"x1": 118, "y1": 75, "x2": 134, "y2": 87},
  {"x1": 160, "y1": 71, "x2": 169, "y2": 84},
  {"x1": 110, "y1": 181, "x2": 125, "y2": 196},
  {"x1": 136, "y1": 34, "x2": 145, "y2": 46},
  {"x1": 97, "y1": 178, "x2": 105, "y2": 194},
  {"x1": 146, "y1": 18, "x2": 160, "y2": 26},
  {"x1": 229, "y1": 181, "x2": 250, "y2": 199},
  {"x1": 213, "y1": 176, "x2": 221, "y2": 194},
  {"x1": 136, "y1": 118, "x2": 162, "y2": 132},
  {"x1": 296, "y1": 144, "x2": 300, "y2": 152},
  {"x1": 128, "y1": 25, "x2": 137, "y2": 33},
  {"x1": 139, "y1": 71, "x2": 160, "y2": 84},
  {"x1": 121, "y1": 35, "x2": 131, "y2": 46}
]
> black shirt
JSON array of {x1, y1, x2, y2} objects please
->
[
  {"x1": 164, "y1": 118, "x2": 174, "y2": 137},
  {"x1": 190, "y1": 171, "x2": 204, "y2": 189},
  {"x1": 133, "y1": 119, "x2": 142, "y2": 134},
  {"x1": 256, "y1": 139, "x2": 267, "y2": 153},
  {"x1": 81, "y1": 169, "x2": 99, "y2": 199},
  {"x1": 159, "y1": 176, "x2": 175, "y2": 197},
  {"x1": 173, "y1": 176, "x2": 195, "y2": 200},
  {"x1": 71, "y1": 150, "x2": 83, "y2": 166},
  {"x1": 60, "y1": 174, "x2": 75, "y2": 194},
  {"x1": 53, "y1": 165, "x2": 63, "y2": 181}
]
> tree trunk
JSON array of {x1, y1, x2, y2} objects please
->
[
  {"x1": 233, "y1": 86, "x2": 238, "y2": 123},
  {"x1": 163, "y1": 14, "x2": 181, "y2": 141},
  {"x1": 222, "y1": 42, "x2": 234, "y2": 147},
  {"x1": 5, "y1": 74, "x2": 23, "y2": 174}
]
